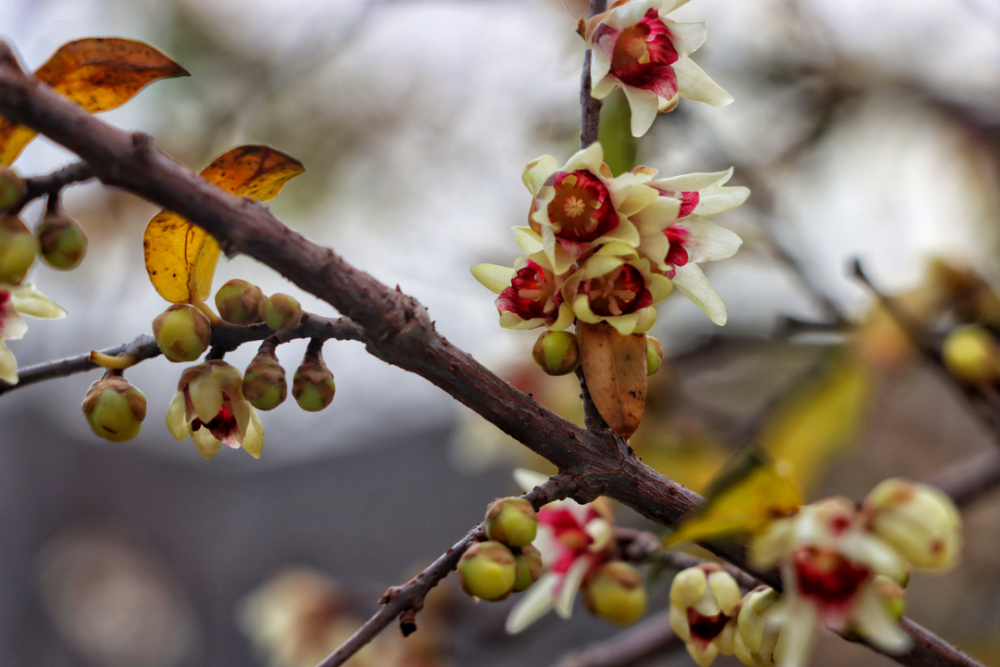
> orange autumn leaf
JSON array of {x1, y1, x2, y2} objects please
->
[
  {"x1": 577, "y1": 321, "x2": 647, "y2": 438},
  {"x1": 0, "y1": 38, "x2": 189, "y2": 166},
  {"x1": 143, "y1": 145, "x2": 305, "y2": 304}
]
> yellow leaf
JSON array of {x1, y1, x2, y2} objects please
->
[
  {"x1": 0, "y1": 38, "x2": 189, "y2": 165},
  {"x1": 577, "y1": 321, "x2": 647, "y2": 438},
  {"x1": 143, "y1": 145, "x2": 305, "y2": 304}
]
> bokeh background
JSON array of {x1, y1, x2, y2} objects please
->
[{"x1": 2, "y1": 0, "x2": 1000, "y2": 665}]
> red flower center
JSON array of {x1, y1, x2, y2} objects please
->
[
  {"x1": 495, "y1": 261, "x2": 562, "y2": 323},
  {"x1": 793, "y1": 546, "x2": 870, "y2": 606},
  {"x1": 598, "y1": 9, "x2": 679, "y2": 99},
  {"x1": 546, "y1": 170, "x2": 619, "y2": 244},
  {"x1": 580, "y1": 264, "x2": 651, "y2": 317},
  {"x1": 687, "y1": 608, "x2": 731, "y2": 646}
]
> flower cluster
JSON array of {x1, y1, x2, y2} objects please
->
[{"x1": 472, "y1": 142, "x2": 747, "y2": 343}]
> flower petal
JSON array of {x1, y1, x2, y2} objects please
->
[
  {"x1": 591, "y1": 49, "x2": 612, "y2": 89},
  {"x1": 773, "y1": 599, "x2": 818, "y2": 667},
  {"x1": 667, "y1": 21, "x2": 707, "y2": 58},
  {"x1": 672, "y1": 263, "x2": 727, "y2": 325},
  {"x1": 514, "y1": 468, "x2": 551, "y2": 493},
  {"x1": 8, "y1": 283, "x2": 67, "y2": 319},
  {"x1": 669, "y1": 603, "x2": 692, "y2": 641},
  {"x1": 165, "y1": 391, "x2": 189, "y2": 441},
  {"x1": 696, "y1": 186, "x2": 751, "y2": 217},
  {"x1": 0, "y1": 302, "x2": 27, "y2": 341},
  {"x1": 563, "y1": 142, "x2": 605, "y2": 174},
  {"x1": 674, "y1": 57, "x2": 733, "y2": 107},
  {"x1": 605, "y1": 312, "x2": 640, "y2": 336},
  {"x1": 0, "y1": 339, "x2": 18, "y2": 385},
  {"x1": 522, "y1": 155, "x2": 559, "y2": 196},
  {"x1": 604, "y1": 0, "x2": 655, "y2": 29},
  {"x1": 632, "y1": 196, "x2": 681, "y2": 235},
  {"x1": 673, "y1": 216, "x2": 743, "y2": 263},
  {"x1": 191, "y1": 428, "x2": 222, "y2": 460},
  {"x1": 555, "y1": 556, "x2": 590, "y2": 618},
  {"x1": 513, "y1": 227, "x2": 543, "y2": 255},
  {"x1": 242, "y1": 407, "x2": 264, "y2": 459},
  {"x1": 851, "y1": 586, "x2": 912, "y2": 654},
  {"x1": 622, "y1": 85, "x2": 660, "y2": 137},
  {"x1": 506, "y1": 572, "x2": 559, "y2": 635},
  {"x1": 471, "y1": 264, "x2": 514, "y2": 295},
  {"x1": 651, "y1": 168, "x2": 733, "y2": 193},
  {"x1": 592, "y1": 74, "x2": 619, "y2": 101},
  {"x1": 188, "y1": 370, "x2": 224, "y2": 425}
]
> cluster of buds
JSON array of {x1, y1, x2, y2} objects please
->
[
  {"x1": 458, "y1": 497, "x2": 542, "y2": 601},
  {"x1": 503, "y1": 470, "x2": 646, "y2": 633}
]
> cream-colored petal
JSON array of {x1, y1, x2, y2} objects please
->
[
  {"x1": 165, "y1": 391, "x2": 189, "y2": 442},
  {"x1": 513, "y1": 468, "x2": 551, "y2": 493},
  {"x1": 591, "y1": 49, "x2": 612, "y2": 88},
  {"x1": 580, "y1": 254, "x2": 625, "y2": 280},
  {"x1": 650, "y1": 168, "x2": 733, "y2": 194},
  {"x1": 633, "y1": 306, "x2": 658, "y2": 333},
  {"x1": 513, "y1": 227, "x2": 544, "y2": 255},
  {"x1": 851, "y1": 586, "x2": 911, "y2": 654},
  {"x1": 0, "y1": 305, "x2": 27, "y2": 341},
  {"x1": 646, "y1": 273, "x2": 674, "y2": 304},
  {"x1": 659, "y1": 0, "x2": 693, "y2": 13},
  {"x1": 232, "y1": 397, "x2": 252, "y2": 436},
  {"x1": 564, "y1": 142, "x2": 604, "y2": 173},
  {"x1": 9, "y1": 283, "x2": 67, "y2": 319},
  {"x1": 616, "y1": 183, "x2": 660, "y2": 218},
  {"x1": 672, "y1": 263, "x2": 727, "y2": 326},
  {"x1": 242, "y1": 407, "x2": 264, "y2": 459},
  {"x1": 605, "y1": 312, "x2": 640, "y2": 336},
  {"x1": 601, "y1": 220, "x2": 641, "y2": 247},
  {"x1": 548, "y1": 303, "x2": 576, "y2": 332},
  {"x1": 632, "y1": 196, "x2": 681, "y2": 235},
  {"x1": 506, "y1": 572, "x2": 559, "y2": 634},
  {"x1": 671, "y1": 567, "x2": 708, "y2": 607},
  {"x1": 499, "y1": 312, "x2": 545, "y2": 330},
  {"x1": 586, "y1": 518, "x2": 614, "y2": 552},
  {"x1": 188, "y1": 371, "x2": 224, "y2": 425},
  {"x1": 0, "y1": 339, "x2": 18, "y2": 385},
  {"x1": 673, "y1": 216, "x2": 743, "y2": 264},
  {"x1": 572, "y1": 295, "x2": 602, "y2": 324},
  {"x1": 675, "y1": 57, "x2": 734, "y2": 107},
  {"x1": 471, "y1": 264, "x2": 514, "y2": 295},
  {"x1": 622, "y1": 85, "x2": 660, "y2": 137},
  {"x1": 592, "y1": 74, "x2": 619, "y2": 101},
  {"x1": 696, "y1": 186, "x2": 751, "y2": 217},
  {"x1": 687, "y1": 640, "x2": 719, "y2": 667},
  {"x1": 773, "y1": 598, "x2": 817, "y2": 667},
  {"x1": 604, "y1": 0, "x2": 655, "y2": 30},
  {"x1": 750, "y1": 519, "x2": 795, "y2": 568},
  {"x1": 555, "y1": 557, "x2": 590, "y2": 618},
  {"x1": 191, "y1": 428, "x2": 222, "y2": 460},
  {"x1": 522, "y1": 155, "x2": 559, "y2": 196},
  {"x1": 667, "y1": 21, "x2": 707, "y2": 57},
  {"x1": 669, "y1": 603, "x2": 692, "y2": 641},
  {"x1": 638, "y1": 233, "x2": 671, "y2": 271},
  {"x1": 733, "y1": 630, "x2": 757, "y2": 667},
  {"x1": 708, "y1": 571, "x2": 741, "y2": 615}
]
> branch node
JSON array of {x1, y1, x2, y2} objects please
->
[{"x1": 131, "y1": 131, "x2": 155, "y2": 161}]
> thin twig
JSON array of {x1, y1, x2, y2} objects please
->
[
  {"x1": 21, "y1": 161, "x2": 95, "y2": 206},
  {"x1": 552, "y1": 612, "x2": 680, "y2": 667}
]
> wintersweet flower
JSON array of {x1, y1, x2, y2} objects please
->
[
  {"x1": 166, "y1": 360, "x2": 264, "y2": 460},
  {"x1": 584, "y1": 0, "x2": 733, "y2": 137},
  {"x1": 750, "y1": 498, "x2": 911, "y2": 667},
  {"x1": 562, "y1": 242, "x2": 673, "y2": 335},
  {"x1": 522, "y1": 143, "x2": 661, "y2": 275},
  {"x1": 506, "y1": 469, "x2": 615, "y2": 634},
  {"x1": 472, "y1": 250, "x2": 574, "y2": 331},
  {"x1": 0, "y1": 282, "x2": 66, "y2": 385},
  {"x1": 669, "y1": 564, "x2": 741, "y2": 667}
]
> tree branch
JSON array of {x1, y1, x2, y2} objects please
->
[
  {"x1": 552, "y1": 612, "x2": 679, "y2": 667},
  {"x1": 21, "y1": 160, "x2": 94, "y2": 205}
]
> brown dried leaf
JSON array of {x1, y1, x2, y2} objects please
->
[{"x1": 577, "y1": 321, "x2": 646, "y2": 438}]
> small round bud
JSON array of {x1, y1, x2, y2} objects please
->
[
  {"x1": 485, "y1": 497, "x2": 538, "y2": 547},
  {"x1": 0, "y1": 215, "x2": 39, "y2": 284},
  {"x1": 243, "y1": 356, "x2": 287, "y2": 410},
  {"x1": 734, "y1": 587, "x2": 781, "y2": 667},
  {"x1": 862, "y1": 478, "x2": 961, "y2": 570},
  {"x1": 584, "y1": 561, "x2": 647, "y2": 625},
  {"x1": 512, "y1": 544, "x2": 543, "y2": 593},
  {"x1": 458, "y1": 541, "x2": 517, "y2": 601},
  {"x1": 0, "y1": 168, "x2": 26, "y2": 212},
  {"x1": 215, "y1": 279, "x2": 266, "y2": 324},
  {"x1": 531, "y1": 330, "x2": 580, "y2": 376},
  {"x1": 293, "y1": 363, "x2": 335, "y2": 412},
  {"x1": 646, "y1": 336, "x2": 664, "y2": 376},
  {"x1": 263, "y1": 293, "x2": 302, "y2": 331},
  {"x1": 152, "y1": 304, "x2": 212, "y2": 363},
  {"x1": 81, "y1": 377, "x2": 147, "y2": 442},
  {"x1": 871, "y1": 574, "x2": 905, "y2": 622},
  {"x1": 36, "y1": 209, "x2": 88, "y2": 270},
  {"x1": 942, "y1": 325, "x2": 1000, "y2": 385}
]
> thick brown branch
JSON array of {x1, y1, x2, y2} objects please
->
[
  {"x1": 0, "y1": 313, "x2": 362, "y2": 396},
  {"x1": 0, "y1": 41, "x2": 984, "y2": 667}
]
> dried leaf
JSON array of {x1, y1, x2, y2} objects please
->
[
  {"x1": 577, "y1": 321, "x2": 646, "y2": 438},
  {"x1": 0, "y1": 38, "x2": 189, "y2": 165},
  {"x1": 143, "y1": 146, "x2": 305, "y2": 304}
]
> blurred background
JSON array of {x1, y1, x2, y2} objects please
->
[{"x1": 2, "y1": 0, "x2": 1000, "y2": 665}]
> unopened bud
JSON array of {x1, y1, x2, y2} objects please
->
[
  {"x1": 243, "y1": 356, "x2": 287, "y2": 411},
  {"x1": 862, "y1": 478, "x2": 961, "y2": 570},
  {"x1": 263, "y1": 293, "x2": 302, "y2": 331},
  {"x1": 0, "y1": 168, "x2": 26, "y2": 212},
  {"x1": 531, "y1": 330, "x2": 579, "y2": 376},
  {"x1": 458, "y1": 541, "x2": 517, "y2": 601},
  {"x1": 152, "y1": 304, "x2": 212, "y2": 363},
  {"x1": 485, "y1": 497, "x2": 538, "y2": 548},
  {"x1": 36, "y1": 209, "x2": 88, "y2": 270},
  {"x1": 512, "y1": 544, "x2": 543, "y2": 592},
  {"x1": 215, "y1": 279, "x2": 266, "y2": 324},
  {"x1": 646, "y1": 336, "x2": 664, "y2": 375},
  {"x1": 293, "y1": 362, "x2": 335, "y2": 412},
  {"x1": 0, "y1": 215, "x2": 39, "y2": 284},
  {"x1": 81, "y1": 376, "x2": 147, "y2": 442},
  {"x1": 872, "y1": 575, "x2": 905, "y2": 622},
  {"x1": 584, "y1": 561, "x2": 647, "y2": 625},
  {"x1": 941, "y1": 325, "x2": 1000, "y2": 385},
  {"x1": 734, "y1": 587, "x2": 781, "y2": 667}
]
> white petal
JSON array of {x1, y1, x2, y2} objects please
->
[
  {"x1": 638, "y1": 232, "x2": 671, "y2": 271},
  {"x1": 564, "y1": 142, "x2": 604, "y2": 173},
  {"x1": 556, "y1": 557, "x2": 590, "y2": 618},
  {"x1": 774, "y1": 599, "x2": 818, "y2": 667},
  {"x1": 604, "y1": 0, "x2": 655, "y2": 30},
  {"x1": 586, "y1": 518, "x2": 614, "y2": 552},
  {"x1": 696, "y1": 186, "x2": 751, "y2": 217},
  {"x1": 0, "y1": 303, "x2": 27, "y2": 341},
  {"x1": 513, "y1": 227, "x2": 543, "y2": 255},
  {"x1": 632, "y1": 196, "x2": 681, "y2": 235},
  {"x1": 622, "y1": 85, "x2": 660, "y2": 137},
  {"x1": 605, "y1": 312, "x2": 640, "y2": 336},
  {"x1": 506, "y1": 572, "x2": 559, "y2": 634},
  {"x1": 232, "y1": 398, "x2": 252, "y2": 437},
  {"x1": 522, "y1": 156, "x2": 558, "y2": 196},
  {"x1": 660, "y1": 0, "x2": 693, "y2": 12},
  {"x1": 673, "y1": 216, "x2": 743, "y2": 263},
  {"x1": 9, "y1": 283, "x2": 67, "y2": 319},
  {"x1": 499, "y1": 312, "x2": 544, "y2": 330},
  {"x1": 674, "y1": 57, "x2": 734, "y2": 107},
  {"x1": 242, "y1": 407, "x2": 264, "y2": 459},
  {"x1": 188, "y1": 372, "x2": 224, "y2": 425},
  {"x1": 616, "y1": 183, "x2": 660, "y2": 218},
  {"x1": 0, "y1": 339, "x2": 18, "y2": 385},
  {"x1": 591, "y1": 49, "x2": 612, "y2": 89},
  {"x1": 851, "y1": 586, "x2": 912, "y2": 654},
  {"x1": 165, "y1": 391, "x2": 189, "y2": 441},
  {"x1": 592, "y1": 74, "x2": 619, "y2": 101},
  {"x1": 668, "y1": 21, "x2": 707, "y2": 57},
  {"x1": 708, "y1": 571, "x2": 741, "y2": 615},
  {"x1": 650, "y1": 168, "x2": 733, "y2": 194},
  {"x1": 191, "y1": 428, "x2": 222, "y2": 459},
  {"x1": 672, "y1": 263, "x2": 728, "y2": 326},
  {"x1": 471, "y1": 264, "x2": 514, "y2": 295}
]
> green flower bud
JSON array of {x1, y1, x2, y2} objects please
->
[
  {"x1": 584, "y1": 561, "x2": 646, "y2": 626},
  {"x1": 81, "y1": 376, "x2": 147, "y2": 442},
  {"x1": 862, "y1": 477, "x2": 961, "y2": 570},
  {"x1": 292, "y1": 363, "x2": 335, "y2": 412},
  {"x1": 646, "y1": 336, "x2": 664, "y2": 376},
  {"x1": 152, "y1": 304, "x2": 212, "y2": 363},
  {"x1": 215, "y1": 279, "x2": 266, "y2": 324},
  {"x1": 531, "y1": 330, "x2": 580, "y2": 376},
  {"x1": 263, "y1": 293, "x2": 302, "y2": 331},
  {"x1": 0, "y1": 215, "x2": 39, "y2": 284},
  {"x1": 941, "y1": 325, "x2": 1000, "y2": 385},
  {"x1": 0, "y1": 168, "x2": 26, "y2": 213},
  {"x1": 243, "y1": 356, "x2": 287, "y2": 411},
  {"x1": 458, "y1": 541, "x2": 517, "y2": 601},
  {"x1": 36, "y1": 209, "x2": 88, "y2": 270},
  {"x1": 485, "y1": 497, "x2": 538, "y2": 548},
  {"x1": 512, "y1": 544, "x2": 543, "y2": 593}
]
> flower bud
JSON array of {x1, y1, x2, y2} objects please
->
[
  {"x1": 263, "y1": 293, "x2": 302, "y2": 331},
  {"x1": 862, "y1": 478, "x2": 961, "y2": 570},
  {"x1": 293, "y1": 362, "x2": 335, "y2": 412},
  {"x1": 458, "y1": 541, "x2": 517, "y2": 601},
  {"x1": 36, "y1": 209, "x2": 88, "y2": 270},
  {"x1": 243, "y1": 356, "x2": 287, "y2": 411},
  {"x1": 0, "y1": 215, "x2": 39, "y2": 284},
  {"x1": 584, "y1": 561, "x2": 647, "y2": 626},
  {"x1": 512, "y1": 544, "x2": 543, "y2": 593},
  {"x1": 152, "y1": 304, "x2": 212, "y2": 363},
  {"x1": 0, "y1": 168, "x2": 26, "y2": 213},
  {"x1": 215, "y1": 279, "x2": 266, "y2": 324},
  {"x1": 646, "y1": 336, "x2": 664, "y2": 375},
  {"x1": 941, "y1": 325, "x2": 1000, "y2": 385},
  {"x1": 734, "y1": 587, "x2": 782, "y2": 667},
  {"x1": 485, "y1": 497, "x2": 538, "y2": 548},
  {"x1": 670, "y1": 564, "x2": 740, "y2": 666},
  {"x1": 871, "y1": 575, "x2": 905, "y2": 622},
  {"x1": 81, "y1": 376, "x2": 147, "y2": 442},
  {"x1": 531, "y1": 330, "x2": 580, "y2": 376}
]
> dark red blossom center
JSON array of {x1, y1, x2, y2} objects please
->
[
  {"x1": 664, "y1": 226, "x2": 690, "y2": 267},
  {"x1": 0, "y1": 291, "x2": 9, "y2": 307},
  {"x1": 794, "y1": 546, "x2": 870, "y2": 605},
  {"x1": 495, "y1": 261, "x2": 562, "y2": 323},
  {"x1": 580, "y1": 264, "x2": 651, "y2": 317},
  {"x1": 191, "y1": 404, "x2": 239, "y2": 441},
  {"x1": 545, "y1": 170, "x2": 619, "y2": 244},
  {"x1": 598, "y1": 9, "x2": 679, "y2": 99},
  {"x1": 687, "y1": 608, "x2": 730, "y2": 645}
]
